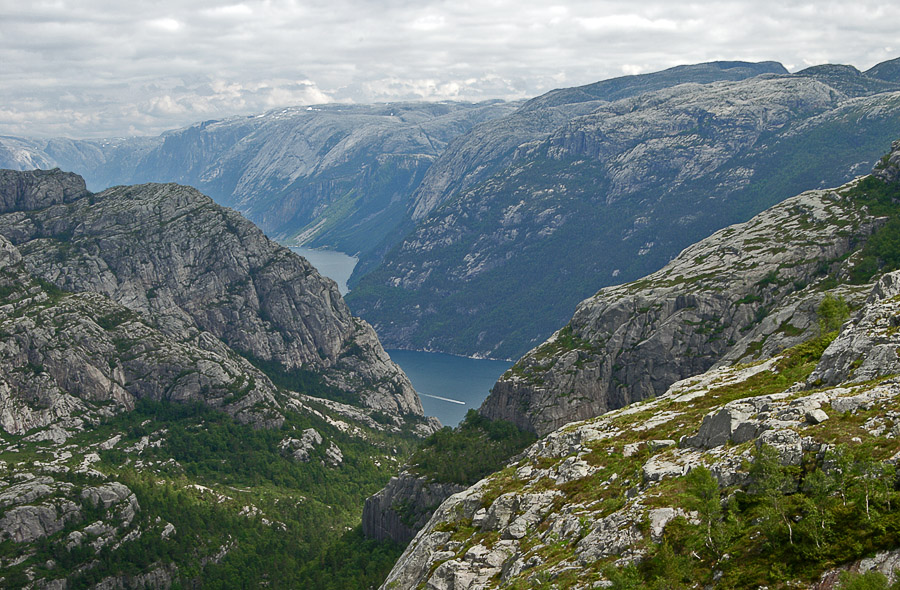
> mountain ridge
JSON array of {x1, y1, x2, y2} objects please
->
[{"x1": 348, "y1": 63, "x2": 900, "y2": 359}]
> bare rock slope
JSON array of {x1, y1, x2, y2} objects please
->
[{"x1": 0, "y1": 168, "x2": 421, "y2": 417}]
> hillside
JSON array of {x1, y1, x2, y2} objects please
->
[
  {"x1": 348, "y1": 59, "x2": 900, "y2": 359},
  {"x1": 0, "y1": 170, "x2": 435, "y2": 588},
  {"x1": 378, "y1": 141, "x2": 900, "y2": 589},
  {"x1": 477, "y1": 141, "x2": 900, "y2": 436}
]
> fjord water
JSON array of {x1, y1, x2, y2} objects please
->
[
  {"x1": 290, "y1": 246, "x2": 357, "y2": 295},
  {"x1": 387, "y1": 349, "x2": 512, "y2": 427},
  {"x1": 287, "y1": 245, "x2": 512, "y2": 426}
]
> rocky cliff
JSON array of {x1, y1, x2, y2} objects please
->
[
  {"x1": 0, "y1": 232, "x2": 284, "y2": 437},
  {"x1": 0, "y1": 168, "x2": 422, "y2": 418},
  {"x1": 0, "y1": 170, "x2": 440, "y2": 588},
  {"x1": 348, "y1": 60, "x2": 900, "y2": 359},
  {"x1": 362, "y1": 471, "x2": 467, "y2": 545},
  {"x1": 480, "y1": 141, "x2": 900, "y2": 436},
  {"x1": 381, "y1": 258, "x2": 900, "y2": 589}
]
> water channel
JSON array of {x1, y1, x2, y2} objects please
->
[{"x1": 289, "y1": 246, "x2": 512, "y2": 426}]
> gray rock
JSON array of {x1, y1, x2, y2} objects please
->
[
  {"x1": 81, "y1": 482, "x2": 133, "y2": 510},
  {"x1": 810, "y1": 269, "x2": 900, "y2": 387},
  {"x1": 0, "y1": 172, "x2": 422, "y2": 420},
  {"x1": 758, "y1": 429, "x2": 803, "y2": 466},
  {"x1": 806, "y1": 409, "x2": 830, "y2": 424},
  {"x1": 362, "y1": 471, "x2": 467, "y2": 544},
  {"x1": 324, "y1": 442, "x2": 343, "y2": 467},
  {"x1": 0, "y1": 500, "x2": 80, "y2": 543}
]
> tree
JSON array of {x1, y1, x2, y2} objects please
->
[
  {"x1": 683, "y1": 465, "x2": 739, "y2": 559},
  {"x1": 749, "y1": 444, "x2": 796, "y2": 545},
  {"x1": 800, "y1": 468, "x2": 836, "y2": 550},
  {"x1": 818, "y1": 294, "x2": 850, "y2": 334}
]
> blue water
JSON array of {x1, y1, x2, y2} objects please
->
[
  {"x1": 289, "y1": 247, "x2": 357, "y2": 295},
  {"x1": 284, "y1": 245, "x2": 512, "y2": 427},
  {"x1": 388, "y1": 349, "x2": 512, "y2": 428}
]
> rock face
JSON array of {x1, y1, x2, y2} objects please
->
[
  {"x1": 348, "y1": 61, "x2": 900, "y2": 359},
  {"x1": 810, "y1": 269, "x2": 900, "y2": 386},
  {"x1": 0, "y1": 169, "x2": 421, "y2": 417},
  {"x1": 362, "y1": 471, "x2": 467, "y2": 544},
  {"x1": 480, "y1": 176, "x2": 879, "y2": 435},
  {"x1": 0, "y1": 232, "x2": 286, "y2": 436}
]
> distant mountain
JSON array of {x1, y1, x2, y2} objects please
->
[
  {"x1": 347, "y1": 59, "x2": 900, "y2": 359},
  {"x1": 0, "y1": 102, "x2": 518, "y2": 260}
]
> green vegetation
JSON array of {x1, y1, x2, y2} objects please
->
[
  {"x1": 243, "y1": 352, "x2": 361, "y2": 406},
  {"x1": 1, "y1": 400, "x2": 418, "y2": 589},
  {"x1": 606, "y1": 443, "x2": 900, "y2": 589},
  {"x1": 844, "y1": 175, "x2": 900, "y2": 284},
  {"x1": 818, "y1": 293, "x2": 851, "y2": 333},
  {"x1": 837, "y1": 570, "x2": 900, "y2": 590},
  {"x1": 409, "y1": 410, "x2": 536, "y2": 485}
]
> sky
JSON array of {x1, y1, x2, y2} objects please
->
[{"x1": 1, "y1": 0, "x2": 898, "y2": 139}]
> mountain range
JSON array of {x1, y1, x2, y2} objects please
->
[
  {"x1": 3, "y1": 63, "x2": 900, "y2": 588},
  {"x1": 5, "y1": 59, "x2": 900, "y2": 360}
]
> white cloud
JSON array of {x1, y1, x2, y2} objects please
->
[
  {"x1": 0, "y1": 0, "x2": 898, "y2": 138},
  {"x1": 146, "y1": 17, "x2": 182, "y2": 32}
]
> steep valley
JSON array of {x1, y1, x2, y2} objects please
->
[
  {"x1": 4, "y1": 60, "x2": 900, "y2": 590},
  {"x1": 0, "y1": 169, "x2": 436, "y2": 587}
]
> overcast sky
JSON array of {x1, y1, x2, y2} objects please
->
[{"x1": 1, "y1": 0, "x2": 898, "y2": 138}]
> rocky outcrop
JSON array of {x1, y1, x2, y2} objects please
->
[
  {"x1": 874, "y1": 139, "x2": 900, "y2": 184},
  {"x1": 0, "y1": 232, "x2": 286, "y2": 435},
  {"x1": 349, "y1": 63, "x2": 900, "y2": 359},
  {"x1": 810, "y1": 269, "x2": 900, "y2": 386},
  {"x1": 0, "y1": 170, "x2": 421, "y2": 418},
  {"x1": 0, "y1": 168, "x2": 89, "y2": 212},
  {"x1": 381, "y1": 309, "x2": 900, "y2": 588},
  {"x1": 362, "y1": 471, "x2": 467, "y2": 544},
  {"x1": 480, "y1": 178, "x2": 879, "y2": 435}
]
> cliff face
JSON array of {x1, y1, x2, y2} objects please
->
[
  {"x1": 0, "y1": 169, "x2": 422, "y2": 417},
  {"x1": 0, "y1": 233, "x2": 283, "y2": 437},
  {"x1": 0, "y1": 170, "x2": 439, "y2": 588},
  {"x1": 362, "y1": 472, "x2": 467, "y2": 544},
  {"x1": 348, "y1": 65, "x2": 900, "y2": 359}
]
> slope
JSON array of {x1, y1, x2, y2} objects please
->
[{"x1": 379, "y1": 142, "x2": 900, "y2": 590}]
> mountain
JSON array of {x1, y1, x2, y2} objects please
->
[
  {"x1": 0, "y1": 168, "x2": 440, "y2": 587},
  {"x1": 378, "y1": 141, "x2": 900, "y2": 590},
  {"x1": 0, "y1": 102, "x2": 518, "y2": 262},
  {"x1": 347, "y1": 60, "x2": 900, "y2": 360},
  {"x1": 479, "y1": 140, "x2": 900, "y2": 435},
  {"x1": 0, "y1": 169, "x2": 423, "y2": 419}
]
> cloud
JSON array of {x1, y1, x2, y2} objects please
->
[{"x1": 1, "y1": 0, "x2": 898, "y2": 138}]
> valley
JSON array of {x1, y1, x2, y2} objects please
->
[{"x1": 3, "y1": 58, "x2": 900, "y2": 589}]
